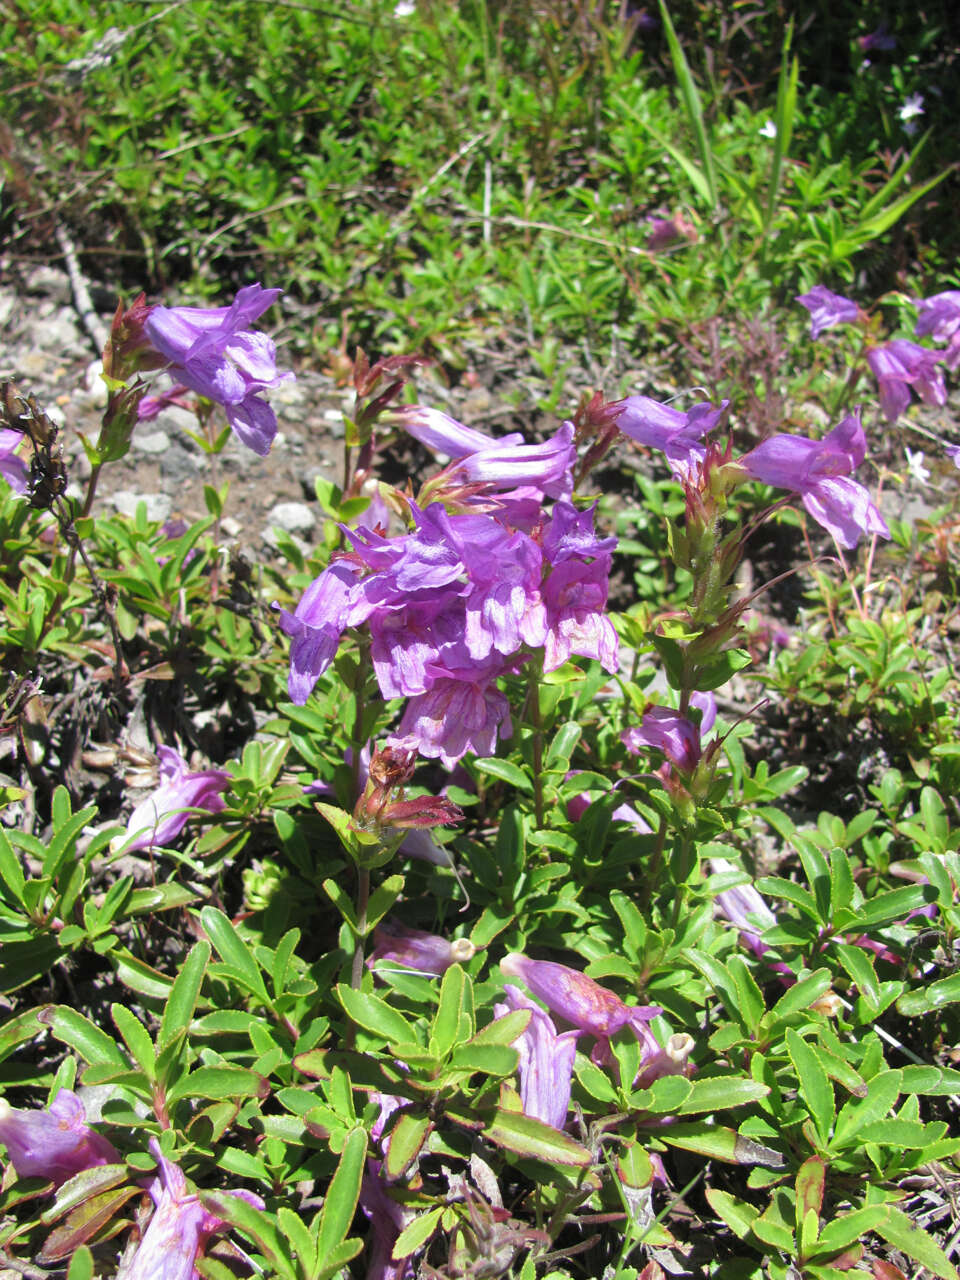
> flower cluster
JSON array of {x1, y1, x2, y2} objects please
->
[{"x1": 280, "y1": 414, "x2": 618, "y2": 766}]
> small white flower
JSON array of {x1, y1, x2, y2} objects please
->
[
  {"x1": 394, "y1": 0, "x2": 415, "y2": 14},
  {"x1": 898, "y1": 93, "x2": 925, "y2": 122},
  {"x1": 759, "y1": 120, "x2": 778, "y2": 139},
  {"x1": 905, "y1": 446, "x2": 930, "y2": 485}
]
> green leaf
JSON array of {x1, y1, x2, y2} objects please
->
[
  {"x1": 898, "y1": 972, "x2": 960, "y2": 1016},
  {"x1": 46, "y1": 1007, "x2": 127, "y2": 1067},
  {"x1": 472, "y1": 758, "x2": 533, "y2": 793},
  {"x1": 159, "y1": 940, "x2": 211, "y2": 1050},
  {"x1": 111, "y1": 1005, "x2": 156, "y2": 1082},
  {"x1": 317, "y1": 1127, "x2": 367, "y2": 1261},
  {"x1": 385, "y1": 1111, "x2": 431, "y2": 1180},
  {"x1": 479, "y1": 1106, "x2": 591, "y2": 1166},
  {"x1": 277, "y1": 1207, "x2": 316, "y2": 1273},
  {"x1": 67, "y1": 1246, "x2": 94, "y2": 1280},
  {"x1": 432, "y1": 964, "x2": 470, "y2": 1057},
  {"x1": 200, "y1": 906, "x2": 269, "y2": 1003},
  {"x1": 767, "y1": 969, "x2": 832, "y2": 1022},
  {"x1": 832, "y1": 942, "x2": 879, "y2": 1007},
  {"x1": 0, "y1": 1005, "x2": 49, "y2": 1063},
  {"x1": 470, "y1": 1009, "x2": 530, "y2": 1048},
  {"x1": 704, "y1": 1188, "x2": 759, "y2": 1240},
  {"x1": 676, "y1": 1076, "x2": 769, "y2": 1116},
  {"x1": 875, "y1": 1206, "x2": 959, "y2": 1280},
  {"x1": 393, "y1": 1205, "x2": 443, "y2": 1260},
  {"x1": 786, "y1": 1030, "x2": 834, "y2": 1147},
  {"x1": 166, "y1": 1066, "x2": 266, "y2": 1105},
  {"x1": 815, "y1": 1204, "x2": 887, "y2": 1255},
  {"x1": 336, "y1": 984, "x2": 416, "y2": 1045},
  {"x1": 200, "y1": 1191, "x2": 297, "y2": 1280},
  {"x1": 656, "y1": 0, "x2": 718, "y2": 208},
  {"x1": 448, "y1": 1042, "x2": 518, "y2": 1078},
  {"x1": 832, "y1": 1070, "x2": 901, "y2": 1150}
]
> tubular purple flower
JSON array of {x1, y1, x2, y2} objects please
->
[
  {"x1": 646, "y1": 213, "x2": 696, "y2": 252},
  {"x1": 494, "y1": 985, "x2": 578, "y2": 1130},
  {"x1": 360, "y1": 1159, "x2": 414, "y2": 1280},
  {"x1": 450, "y1": 422, "x2": 576, "y2": 499},
  {"x1": 740, "y1": 409, "x2": 890, "y2": 548},
  {"x1": 914, "y1": 291, "x2": 960, "y2": 370},
  {"x1": 500, "y1": 953, "x2": 660, "y2": 1041},
  {"x1": 143, "y1": 283, "x2": 293, "y2": 456},
  {"x1": 0, "y1": 430, "x2": 27, "y2": 495},
  {"x1": 0, "y1": 1089, "x2": 120, "y2": 1187},
  {"x1": 614, "y1": 396, "x2": 729, "y2": 478},
  {"x1": 369, "y1": 919, "x2": 476, "y2": 976},
  {"x1": 542, "y1": 501, "x2": 617, "y2": 566},
  {"x1": 117, "y1": 1140, "x2": 263, "y2": 1280},
  {"x1": 795, "y1": 287, "x2": 860, "y2": 339},
  {"x1": 394, "y1": 405, "x2": 524, "y2": 458},
  {"x1": 866, "y1": 340, "x2": 947, "y2": 423},
  {"x1": 858, "y1": 25, "x2": 896, "y2": 52},
  {"x1": 276, "y1": 560, "x2": 358, "y2": 704},
  {"x1": 541, "y1": 558, "x2": 619, "y2": 674},
  {"x1": 389, "y1": 662, "x2": 514, "y2": 768},
  {"x1": 622, "y1": 708, "x2": 701, "y2": 772},
  {"x1": 122, "y1": 746, "x2": 230, "y2": 852}
]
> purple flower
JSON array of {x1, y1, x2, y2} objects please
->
[
  {"x1": 915, "y1": 291, "x2": 960, "y2": 370},
  {"x1": 500, "y1": 953, "x2": 660, "y2": 1040},
  {"x1": 796, "y1": 287, "x2": 860, "y2": 340},
  {"x1": 543, "y1": 501, "x2": 617, "y2": 565},
  {"x1": 858, "y1": 25, "x2": 896, "y2": 52},
  {"x1": 0, "y1": 1089, "x2": 120, "y2": 1187},
  {"x1": 622, "y1": 707, "x2": 701, "y2": 772},
  {"x1": 118, "y1": 1139, "x2": 263, "y2": 1280},
  {"x1": 494, "y1": 985, "x2": 578, "y2": 1130},
  {"x1": 867, "y1": 340, "x2": 947, "y2": 423},
  {"x1": 122, "y1": 746, "x2": 230, "y2": 852},
  {"x1": 614, "y1": 396, "x2": 729, "y2": 478},
  {"x1": 394, "y1": 405, "x2": 524, "y2": 458},
  {"x1": 360, "y1": 1159, "x2": 414, "y2": 1280},
  {"x1": 389, "y1": 663, "x2": 514, "y2": 768},
  {"x1": 0, "y1": 430, "x2": 27, "y2": 495},
  {"x1": 945, "y1": 444, "x2": 960, "y2": 471},
  {"x1": 740, "y1": 409, "x2": 890, "y2": 548},
  {"x1": 276, "y1": 560, "x2": 358, "y2": 704},
  {"x1": 144, "y1": 284, "x2": 293, "y2": 456},
  {"x1": 541, "y1": 558, "x2": 619, "y2": 674},
  {"x1": 711, "y1": 859, "x2": 778, "y2": 961},
  {"x1": 646, "y1": 213, "x2": 696, "y2": 253},
  {"x1": 369, "y1": 919, "x2": 475, "y2": 976}
]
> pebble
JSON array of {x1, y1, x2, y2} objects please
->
[
  {"x1": 267, "y1": 501, "x2": 316, "y2": 534},
  {"x1": 110, "y1": 491, "x2": 172, "y2": 522},
  {"x1": 35, "y1": 308, "x2": 86, "y2": 356},
  {"x1": 25, "y1": 266, "x2": 72, "y2": 304},
  {"x1": 133, "y1": 430, "x2": 170, "y2": 455}
]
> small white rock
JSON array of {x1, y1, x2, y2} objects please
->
[
  {"x1": 111, "y1": 491, "x2": 172, "y2": 522},
  {"x1": 267, "y1": 501, "x2": 316, "y2": 535}
]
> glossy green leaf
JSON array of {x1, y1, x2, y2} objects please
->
[
  {"x1": 786, "y1": 1030, "x2": 834, "y2": 1147},
  {"x1": 336, "y1": 984, "x2": 416, "y2": 1045},
  {"x1": 159, "y1": 939, "x2": 211, "y2": 1049},
  {"x1": 317, "y1": 1127, "x2": 367, "y2": 1260}
]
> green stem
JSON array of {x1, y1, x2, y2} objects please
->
[
  {"x1": 528, "y1": 659, "x2": 545, "y2": 829},
  {"x1": 350, "y1": 867, "x2": 370, "y2": 992}
]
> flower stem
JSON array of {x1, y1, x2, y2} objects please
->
[
  {"x1": 528, "y1": 659, "x2": 545, "y2": 829},
  {"x1": 350, "y1": 867, "x2": 370, "y2": 992}
]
